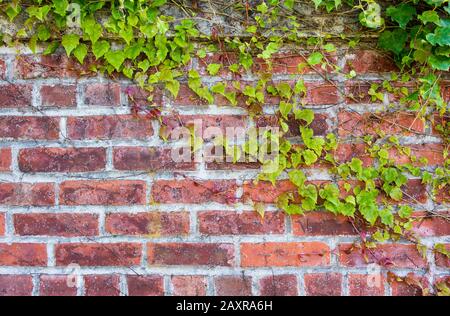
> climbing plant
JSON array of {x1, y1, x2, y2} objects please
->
[{"x1": 0, "y1": 0, "x2": 449, "y2": 295}]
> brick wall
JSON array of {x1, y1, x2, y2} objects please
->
[{"x1": 0, "y1": 47, "x2": 448, "y2": 296}]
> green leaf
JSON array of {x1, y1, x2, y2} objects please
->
[
  {"x1": 53, "y1": 0, "x2": 69, "y2": 16},
  {"x1": 37, "y1": 25, "x2": 51, "y2": 41},
  {"x1": 378, "y1": 29, "x2": 408, "y2": 55},
  {"x1": 303, "y1": 149, "x2": 318, "y2": 165},
  {"x1": 307, "y1": 52, "x2": 323, "y2": 65},
  {"x1": 429, "y1": 55, "x2": 450, "y2": 71},
  {"x1": 386, "y1": 4, "x2": 416, "y2": 29},
  {"x1": 419, "y1": 10, "x2": 440, "y2": 25},
  {"x1": 294, "y1": 109, "x2": 314, "y2": 125},
  {"x1": 92, "y1": 40, "x2": 110, "y2": 59},
  {"x1": 73, "y1": 43, "x2": 87, "y2": 64},
  {"x1": 426, "y1": 27, "x2": 450, "y2": 46},
  {"x1": 398, "y1": 205, "x2": 413, "y2": 219},
  {"x1": 379, "y1": 208, "x2": 394, "y2": 227},
  {"x1": 83, "y1": 18, "x2": 103, "y2": 44},
  {"x1": 105, "y1": 50, "x2": 125, "y2": 71},
  {"x1": 206, "y1": 63, "x2": 221, "y2": 75},
  {"x1": 289, "y1": 170, "x2": 306, "y2": 187},
  {"x1": 61, "y1": 34, "x2": 80, "y2": 56},
  {"x1": 389, "y1": 187, "x2": 403, "y2": 201},
  {"x1": 166, "y1": 80, "x2": 180, "y2": 98}
]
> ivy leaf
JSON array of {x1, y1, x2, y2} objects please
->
[
  {"x1": 52, "y1": 0, "x2": 69, "y2": 16},
  {"x1": 294, "y1": 109, "x2": 314, "y2": 125},
  {"x1": 389, "y1": 187, "x2": 403, "y2": 201},
  {"x1": 426, "y1": 27, "x2": 450, "y2": 46},
  {"x1": 166, "y1": 80, "x2": 180, "y2": 98},
  {"x1": 307, "y1": 52, "x2": 323, "y2": 65},
  {"x1": 61, "y1": 34, "x2": 80, "y2": 56},
  {"x1": 386, "y1": 4, "x2": 416, "y2": 29},
  {"x1": 360, "y1": 204, "x2": 379, "y2": 226},
  {"x1": 105, "y1": 50, "x2": 125, "y2": 71},
  {"x1": 429, "y1": 55, "x2": 450, "y2": 71},
  {"x1": 303, "y1": 149, "x2": 318, "y2": 166},
  {"x1": 280, "y1": 101, "x2": 293, "y2": 119},
  {"x1": 379, "y1": 208, "x2": 394, "y2": 227},
  {"x1": 419, "y1": 10, "x2": 440, "y2": 25},
  {"x1": 288, "y1": 170, "x2": 306, "y2": 187},
  {"x1": 73, "y1": 43, "x2": 87, "y2": 64},
  {"x1": 398, "y1": 205, "x2": 413, "y2": 219},
  {"x1": 37, "y1": 25, "x2": 51, "y2": 41},
  {"x1": 206, "y1": 63, "x2": 221, "y2": 76},
  {"x1": 378, "y1": 29, "x2": 408, "y2": 55},
  {"x1": 92, "y1": 40, "x2": 110, "y2": 59},
  {"x1": 83, "y1": 18, "x2": 103, "y2": 44}
]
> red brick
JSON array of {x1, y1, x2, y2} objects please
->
[
  {"x1": 172, "y1": 84, "x2": 209, "y2": 106},
  {"x1": 171, "y1": 276, "x2": 207, "y2": 296},
  {"x1": 390, "y1": 273, "x2": 428, "y2": 296},
  {"x1": 59, "y1": 180, "x2": 146, "y2": 205},
  {"x1": 147, "y1": 243, "x2": 234, "y2": 266},
  {"x1": 292, "y1": 212, "x2": 358, "y2": 236},
  {"x1": 349, "y1": 274, "x2": 385, "y2": 296},
  {"x1": 338, "y1": 111, "x2": 424, "y2": 137},
  {"x1": 0, "y1": 59, "x2": 5, "y2": 79},
  {"x1": 0, "y1": 275, "x2": 33, "y2": 296},
  {"x1": 259, "y1": 274, "x2": 298, "y2": 296},
  {"x1": 152, "y1": 180, "x2": 237, "y2": 204},
  {"x1": 40, "y1": 275, "x2": 77, "y2": 296},
  {"x1": 160, "y1": 115, "x2": 248, "y2": 141},
  {"x1": 84, "y1": 275, "x2": 121, "y2": 296},
  {"x1": 304, "y1": 83, "x2": 339, "y2": 105},
  {"x1": 19, "y1": 148, "x2": 106, "y2": 173},
  {"x1": 345, "y1": 82, "x2": 384, "y2": 104},
  {"x1": 334, "y1": 143, "x2": 373, "y2": 166},
  {"x1": 15, "y1": 54, "x2": 96, "y2": 79},
  {"x1": 0, "y1": 84, "x2": 32, "y2": 107},
  {"x1": 435, "y1": 244, "x2": 450, "y2": 268},
  {"x1": 304, "y1": 273, "x2": 342, "y2": 296},
  {"x1": 40, "y1": 85, "x2": 77, "y2": 107},
  {"x1": 255, "y1": 113, "x2": 331, "y2": 137},
  {"x1": 214, "y1": 276, "x2": 252, "y2": 296},
  {"x1": 105, "y1": 212, "x2": 189, "y2": 236},
  {"x1": 55, "y1": 243, "x2": 141, "y2": 266},
  {"x1": 345, "y1": 50, "x2": 398, "y2": 74},
  {"x1": 435, "y1": 185, "x2": 449, "y2": 204},
  {"x1": 0, "y1": 243, "x2": 46, "y2": 266},
  {"x1": 113, "y1": 147, "x2": 195, "y2": 171},
  {"x1": 402, "y1": 179, "x2": 428, "y2": 204},
  {"x1": 240, "y1": 242, "x2": 330, "y2": 267},
  {"x1": 0, "y1": 182, "x2": 55, "y2": 206},
  {"x1": 339, "y1": 243, "x2": 426, "y2": 268},
  {"x1": 0, "y1": 213, "x2": 4, "y2": 236},
  {"x1": 0, "y1": 148, "x2": 11, "y2": 171},
  {"x1": 67, "y1": 115, "x2": 153, "y2": 140},
  {"x1": 127, "y1": 275, "x2": 164, "y2": 296},
  {"x1": 14, "y1": 213, "x2": 99, "y2": 237},
  {"x1": 123, "y1": 85, "x2": 163, "y2": 107},
  {"x1": 198, "y1": 211, "x2": 285, "y2": 235},
  {"x1": 390, "y1": 143, "x2": 445, "y2": 166},
  {"x1": 412, "y1": 212, "x2": 450, "y2": 237},
  {"x1": 242, "y1": 180, "x2": 296, "y2": 203},
  {"x1": 0, "y1": 116, "x2": 60, "y2": 140},
  {"x1": 83, "y1": 83, "x2": 121, "y2": 106}
]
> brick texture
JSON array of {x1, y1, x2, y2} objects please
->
[{"x1": 0, "y1": 47, "x2": 447, "y2": 297}]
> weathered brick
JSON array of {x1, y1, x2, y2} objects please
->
[
  {"x1": 83, "y1": 83, "x2": 121, "y2": 106},
  {"x1": 0, "y1": 275, "x2": 33, "y2": 296},
  {"x1": 0, "y1": 116, "x2": 60, "y2": 140},
  {"x1": 40, "y1": 85, "x2": 77, "y2": 107},
  {"x1": 339, "y1": 243, "x2": 426, "y2": 268},
  {"x1": 412, "y1": 212, "x2": 450, "y2": 237},
  {"x1": 84, "y1": 275, "x2": 121, "y2": 296},
  {"x1": 259, "y1": 275, "x2": 298, "y2": 296},
  {"x1": 255, "y1": 113, "x2": 331, "y2": 137},
  {"x1": 40, "y1": 275, "x2": 77, "y2": 296},
  {"x1": 171, "y1": 276, "x2": 207, "y2": 296},
  {"x1": 348, "y1": 274, "x2": 385, "y2": 296},
  {"x1": 127, "y1": 275, "x2": 164, "y2": 296},
  {"x1": 123, "y1": 85, "x2": 163, "y2": 107},
  {"x1": 55, "y1": 243, "x2": 142, "y2": 266},
  {"x1": 389, "y1": 273, "x2": 428, "y2": 296},
  {"x1": 240, "y1": 242, "x2": 330, "y2": 267},
  {"x1": 345, "y1": 50, "x2": 398, "y2": 74},
  {"x1": 0, "y1": 84, "x2": 32, "y2": 107},
  {"x1": 147, "y1": 243, "x2": 234, "y2": 266},
  {"x1": 242, "y1": 180, "x2": 296, "y2": 204},
  {"x1": 0, "y1": 243, "x2": 47, "y2": 266},
  {"x1": 214, "y1": 276, "x2": 252, "y2": 296},
  {"x1": 390, "y1": 144, "x2": 445, "y2": 166},
  {"x1": 345, "y1": 82, "x2": 383, "y2": 104},
  {"x1": 105, "y1": 212, "x2": 189, "y2": 236},
  {"x1": 59, "y1": 180, "x2": 146, "y2": 205},
  {"x1": 152, "y1": 180, "x2": 237, "y2": 204},
  {"x1": 19, "y1": 148, "x2": 106, "y2": 173},
  {"x1": 0, "y1": 58, "x2": 5, "y2": 79},
  {"x1": 14, "y1": 213, "x2": 99, "y2": 237},
  {"x1": 67, "y1": 115, "x2": 153, "y2": 140},
  {"x1": 334, "y1": 143, "x2": 373, "y2": 166},
  {"x1": 304, "y1": 273, "x2": 342, "y2": 296},
  {"x1": 198, "y1": 211, "x2": 285, "y2": 235},
  {"x1": 0, "y1": 213, "x2": 4, "y2": 236},
  {"x1": 0, "y1": 182, "x2": 55, "y2": 206},
  {"x1": 113, "y1": 147, "x2": 195, "y2": 171},
  {"x1": 292, "y1": 212, "x2": 358, "y2": 236},
  {"x1": 338, "y1": 111, "x2": 425, "y2": 137},
  {"x1": 0, "y1": 148, "x2": 11, "y2": 171},
  {"x1": 305, "y1": 83, "x2": 339, "y2": 105},
  {"x1": 172, "y1": 84, "x2": 209, "y2": 106}
]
